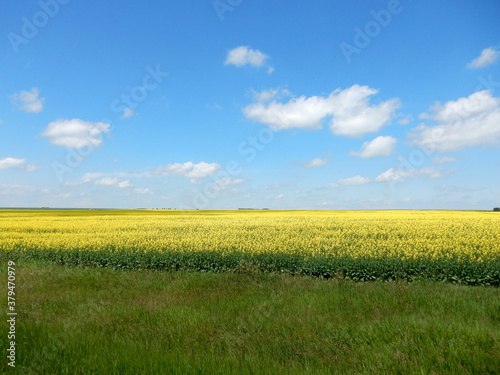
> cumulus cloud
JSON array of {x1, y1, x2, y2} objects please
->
[
  {"x1": 225, "y1": 46, "x2": 268, "y2": 67},
  {"x1": 410, "y1": 90, "x2": 500, "y2": 151},
  {"x1": 329, "y1": 86, "x2": 401, "y2": 137},
  {"x1": 0, "y1": 157, "x2": 26, "y2": 170},
  {"x1": 375, "y1": 167, "x2": 450, "y2": 182},
  {"x1": 0, "y1": 157, "x2": 38, "y2": 172},
  {"x1": 252, "y1": 88, "x2": 291, "y2": 103},
  {"x1": 118, "y1": 180, "x2": 132, "y2": 188},
  {"x1": 467, "y1": 47, "x2": 499, "y2": 69},
  {"x1": 11, "y1": 87, "x2": 44, "y2": 113},
  {"x1": 253, "y1": 89, "x2": 276, "y2": 102},
  {"x1": 94, "y1": 178, "x2": 132, "y2": 188},
  {"x1": 350, "y1": 136, "x2": 397, "y2": 158},
  {"x1": 41, "y1": 119, "x2": 111, "y2": 149},
  {"x1": 66, "y1": 162, "x2": 221, "y2": 187},
  {"x1": 337, "y1": 175, "x2": 371, "y2": 186},
  {"x1": 304, "y1": 158, "x2": 329, "y2": 168},
  {"x1": 64, "y1": 172, "x2": 107, "y2": 186},
  {"x1": 243, "y1": 85, "x2": 400, "y2": 137},
  {"x1": 244, "y1": 94, "x2": 332, "y2": 131},
  {"x1": 154, "y1": 161, "x2": 220, "y2": 179},
  {"x1": 94, "y1": 177, "x2": 119, "y2": 186}
]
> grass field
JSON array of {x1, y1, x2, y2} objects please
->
[
  {"x1": 1, "y1": 209, "x2": 500, "y2": 373},
  {"x1": 2, "y1": 260, "x2": 500, "y2": 374}
]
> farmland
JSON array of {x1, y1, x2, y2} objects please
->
[
  {"x1": 1, "y1": 209, "x2": 500, "y2": 373},
  {"x1": 1, "y1": 209, "x2": 499, "y2": 285}
]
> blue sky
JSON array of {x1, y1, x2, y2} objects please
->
[{"x1": 1, "y1": 0, "x2": 500, "y2": 209}]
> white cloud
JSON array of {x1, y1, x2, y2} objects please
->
[
  {"x1": 375, "y1": 168, "x2": 405, "y2": 182},
  {"x1": 0, "y1": 157, "x2": 26, "y2": 170},
  {"x1": 94, "y1": 177, "x2": 119, "y2": 186},
  {"x1": 330, "y1": 86, "x2": 401, "y2": 137},
  {"x1": 337, "y1": 175, "x2": 371, "y2": 186},
  {"x1": 118, "y1": 180, "x2": 132, "y2": 188},
  {"x1": 93, "y1": 178, "x2": 132, "y2": 188},
  {"x1": 350, "y1": 136, "x2": 397, "y2": 158},
  {"x1": 410, "y1": 90, "x2": 500, "y2": 151},
  {"x1": 253, "y1": 88, "x2": 279, "y2": 102},
  {"x1": 432, "y1": 157, "x2": 457, "y2": 164},
  {"x1": 65, "y1": 172, "x2": 106, "y2": 186},
  {"x1": 304, "y1": 158, "x2": 329, "y2": 168},
  {"x1": 11, "y1": 87, "x2": 44, "y2": 113},
  {"x1": 375, "y1": 167, "x2": 450, "y2": 182},
  {"x1": 0, "y1": 158, "x2": 37, "y2": 173},
  {"x1": 244, "y1": 95, "x2": 330, "y2": 131},
  {"x1": 66, "y1": 163, "x2": 220, "y2": 187},
  {"x1": 41, "y1": 119, "x2": 111, "y2": 149},
  {"x1": 154, "y1": 161, "x2": 220, "y2": 178},
  {"x1": 225, "y1": 46, "x2": 268, "y2": 67},
  {"x1": 467, "y1": 47, "x2": 499, "y2": 69},
  {"x1": 122, "y1": 108, "x2": 134, "y2": 119},
  {"x1": 243, "y1": 85, "x2": 400, "y2": 137}
]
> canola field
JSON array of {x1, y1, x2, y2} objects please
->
[{"x1": 1, "y1": 209, "x2": 499, "y2": 285}]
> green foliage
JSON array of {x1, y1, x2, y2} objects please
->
[{"x1": 6, "y1": 247, "x2": 499, "y2": 286}]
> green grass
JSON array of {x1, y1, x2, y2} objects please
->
[
  {"x1": 16, "y1": 247, "x2": 500, "y2": 286},
  {"x1": 2, "y1": 260, "x2": 500, "y2": 374}
]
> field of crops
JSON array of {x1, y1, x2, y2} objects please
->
[{"x1": 1, "y1": 209, "x2": 499, "y2": 285}]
